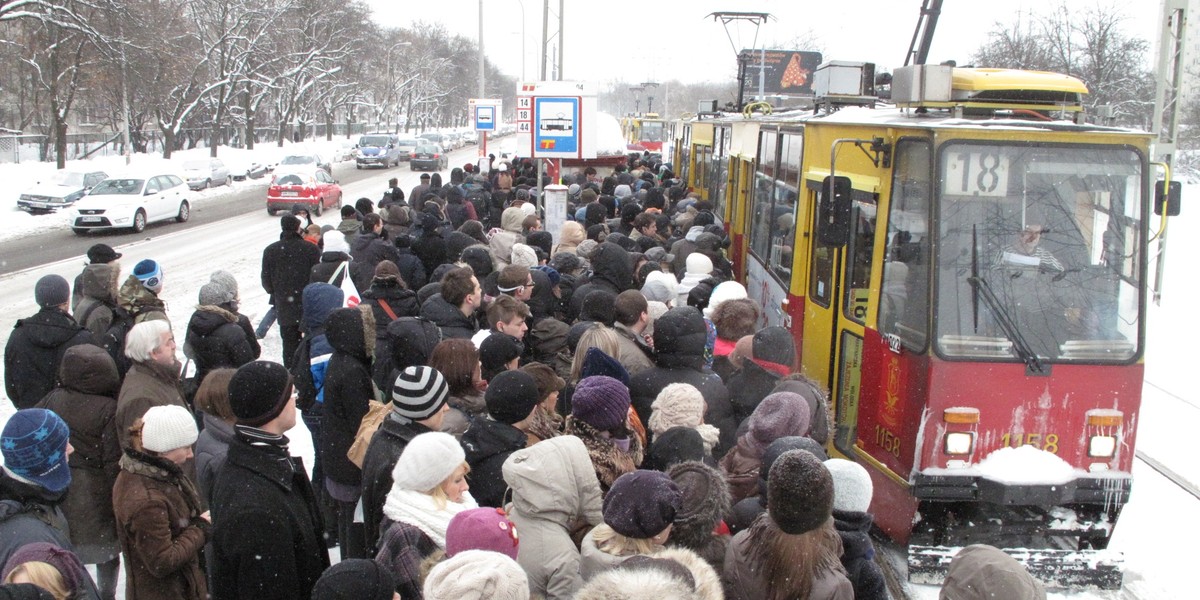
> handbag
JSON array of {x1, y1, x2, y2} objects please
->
[{"x1": 347, "y1": 399, "x2": 389, "y2": 468}]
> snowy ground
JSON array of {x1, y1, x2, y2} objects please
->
[{"x1": 0, "y1": 140, "x2": 1193, "y2": 598}]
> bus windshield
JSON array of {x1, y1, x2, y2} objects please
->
[{"x1": 934, "y1": 143, "x2": 1143, "y2": 363}]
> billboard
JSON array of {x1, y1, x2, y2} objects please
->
[{"x1": 739, "y1": 50, "x2": 823, "y2": 96}]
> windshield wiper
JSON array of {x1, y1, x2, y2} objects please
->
[{"x1": 967, "y1": 225, "x2": 1046, "y2": 374}]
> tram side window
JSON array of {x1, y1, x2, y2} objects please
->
[
  {"x1": 878, "y1": 140, "x2": 931, "y2": 350},
  {"x1": 749, "y1": 131, "x2": 779, "y2": 261},
  {"x1": 843, "y1": 193, "x2": 878, "y2": 324},
  {"x1": 768, "y1": 133, "x2": 803, "y2": 282},
  {"x1": 712, "y1": 127, "x2": 730, "y2": 221}
]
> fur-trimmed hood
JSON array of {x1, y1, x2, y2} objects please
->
[{"x1": 574, "y1": 546, "x2": 724, "y2": 600}]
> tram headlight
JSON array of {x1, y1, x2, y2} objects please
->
[
  {"x1": 1088, "y1": 435, "x2": 1117, "y2": 458},
  {"x1": 943, "y1": 432, "x2": 974, "y2": 456}
]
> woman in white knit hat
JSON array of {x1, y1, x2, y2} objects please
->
[
  {"x1": 648, "y1": 383, "x2": 721, "y2": 455},
  {"x1": 375, "y1": 432, "x2": 478, "y2": 598},
  {"x1": 112, "y1": 404, "x2": 208, "y2": 600}
]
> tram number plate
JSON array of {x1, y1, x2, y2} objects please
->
[
  {"x1": 1001, "y1": 432, "x2": 1059, "y2": 454},
  {"x1": 944, "y1": 152, "x2": 1010, "y2": 198},
  {"x1": 874, "y1": 425, "x2": 901, "y2": 458}
]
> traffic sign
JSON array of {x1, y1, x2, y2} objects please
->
[
  {"x1": 469, "y1": 98, "x2": 501, "y2": 132},
  {"x1": 515, "y1": 81, "x2": 596, "y2": 159}
]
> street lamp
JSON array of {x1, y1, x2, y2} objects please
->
[
  {"x1": 641, "y1": 81, "x2": 660, "y2": 114},
  {"x1": 513, "y1": 0, "x2": 526, "y2": 81},
  {"x1": 629, "y1": 85, "x2": 645, "y2": 116},
  {"x1": 386, "y1": 41, "x2": 412, "y2": 132}
]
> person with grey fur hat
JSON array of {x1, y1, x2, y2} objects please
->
[
  {"x1": 722, "y1": 450, "x2": 852, "y2": 600},
  {"x1": 5, "y1": 275, "x2": 95, "y2": 409},
  {"x1": 727, "y1": 436, "x2": 828, "y2": 536},
  {"x1": 666, "y1": 461, "x2": 732, "y2": 575},
  {"x1": 185, "y1": 280, "x2": 260, "y2": 390}
]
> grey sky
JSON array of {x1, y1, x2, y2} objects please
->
[{"x1": 367, "y1": 0, "x2": 1161, "y2": 85}]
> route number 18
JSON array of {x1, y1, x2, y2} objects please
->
[{"x1": 944, "y1": 151, "x2": 1010, "y2": 198}]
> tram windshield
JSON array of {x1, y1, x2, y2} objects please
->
[
  {"x1": 934, "y1": 143, "x2": 1143, "y2": 363},
  {"x1": 641, "y1": 121, "x2": 665, "y2": 142}
]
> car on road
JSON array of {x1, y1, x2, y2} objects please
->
[
  {"x1": 266, "y1": 168, "x2": 342, "y2": 216},
  {"x1": 227, "y1": 158, "x2": 267, "y2": 181},
  {"x1": 355, "y1": 133, "x2": 401, "y2": 169},
  {"x1": 418, "y1": 132, "x2": 456, "y2": 151},
  {"x1": 18, "y1": 170, "x2": 109, "y2": 213},
  {"x1": 332, "y1": 140, "x2": 357, "y2": 162},
  {"x1": 182, "y1": 158, "x2": 231, "y2": 190},
  {"x1": 395, "y1": 137, "x2": 421, "y2": 161},
  {"x1": 277, "y1": 153, "x2": 331, "y2": 175},
  {"x1": 69, "y1": 173, "x2": 190, "y2": 234},
  {"x1": 410, "y1": 144, "x2": 448, "y2": 171}
]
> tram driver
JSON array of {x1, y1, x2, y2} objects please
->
[{"x1": 996, "y1": 224, "x2": 1064, "y2": 273}]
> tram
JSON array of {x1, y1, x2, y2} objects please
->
[
  {"x1": 675, "y1": 62, "x2": 1178, "y2": 588},
  {"x1": 621, "y1": 113, "x2": 673, "y2": 154}
]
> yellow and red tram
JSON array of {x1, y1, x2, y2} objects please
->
[{"x1": 676, "y1": 64, "x2": 1171, "y2": 588}]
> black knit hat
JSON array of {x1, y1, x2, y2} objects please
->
[
  {"x1": 229, "y1": 361, "x2": 294, "y2": 427},
  {"x1": 484, "y1": 369, "x2": 540, "y2": 425},
  {"x1": 479, "y1": 333, "x2": 524, "y2": 382},
  {"x1": 767, "y1": 449, "x2": 834, "y2": 535},
  {"x1": 753, "y1": 326, "x2": 796, "y2": 371},
  {"x1": 280, "y1": 214, "x2": 301, "y2": 233},
  {"x1": 757, "y1": 436, "x2": 826, "y2": 498},
  {"x1": 86, "y1": 243, "x2": 122, "y2": 264},
  {"x1": 312, "y1": 558, "x2": 396, "y2": 600},
  {"x1": 603, "y1": 470, "x2": 683, "y2": 539},
  {"x1": 645, "y1": 426, "x2": 708, "y2": 472}
]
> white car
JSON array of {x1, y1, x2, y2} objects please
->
[
  {"x1": 332, "y1": 140, "x2": 357, "y2": 162},
  {"x1": 181, "y1": 158, "x2": 231, "y2": 190},
  {"x1": 69, "y1": 173, "x2": 191, "y2": 234},
  {"x1": 17, "y1": 170, "x2": 108, "y2": 212}
]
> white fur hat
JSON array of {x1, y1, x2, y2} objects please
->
[
  {"x1": 323, "y1": 230, "x2": 350, "y2": 254},
  {"x1": 423, "y1": 550, "x2": 529, "y2": 600},
  {"x1": 392, "y1": 432, "x2": 465, "y2": 492},
  {"x1": 704, "y1": 281, "x2": 748, "y2": 318},
  {"x1": 648, "y1": 383, "x2": 706, "y2": 436},
  {"x1": 684, "y1": 253, "x2": 713, "y2": 276},
  {"x1": 141, "y1": 405, "x2": 199, "y2": 453},
  {"x1": 824, "y1": 458, "x2": 874, "y2": 513}
]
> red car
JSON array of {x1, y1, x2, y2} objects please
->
[{"x1": 266, "y1": 168, "x2": 343, "y2": 216}]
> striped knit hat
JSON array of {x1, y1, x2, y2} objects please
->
[{"x1": 392, "y1": 366, "x2": 450, "y2": 420}]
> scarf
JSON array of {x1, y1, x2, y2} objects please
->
[
  {"x1": 119, "y1": 450, "x2": 204, "y2": 519},
  {"x1": 381, "y1": 488, "x2": 478, "y2": 549}
]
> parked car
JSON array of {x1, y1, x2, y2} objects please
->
[
  {"x1": 227, "y1": 159, "x2": 267, "y2": 181},
  {"x1": 277, "y1": 153, "x2": 331, "y2": 175},
  {"x1": 182, "y1": 158, "x2": 231, "y2": 190},
  {"x1": 332, "y1": 140, "x2": 357, "y2": 162},
  {"x1": 18, "y1": 170, "x2": 108, "y2": 213},
  {"x1": 355, "y1": 133, "x2": 401, "y2": 169},
  {"x1": 395, "y1": 137, "x2": 421, "y2": 161},
  {"x1": 266, "y1": 169, "x2": 342, "y2": 216},
  {"x1": 69, "y1": 173, "x2": 190, "y2": 234},
  {"x1": 418, "y1": 132, "x2": 453, "y2": 150},
  {"x1": 410, "y1": 144, "x2": 449, "y2": 171}
]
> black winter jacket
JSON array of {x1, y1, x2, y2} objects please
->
[
  {"x1": 393, "y1": 248, "x2": 427, "y2": 291},
  {"x1": 361, "y1": 282, "x2": 419, "y2": 388},
  {"x1": 319, "y1": 307, "x2": 376, "y2": 488},
  {"x1": 833, "y1": 509, "x2": 889, "y2": 600},
  {"x1": 359, "y1": 414, "x2": 432, "y2": 555},
  {"x1": 4, "y1": 308, "x2": 95, "y2": 409},
  {"x1": 210, "y1": 431, "x2": 329, "y2": 600},
  {"x1": 185, "y1": 305, "x2": 259, "y2": 385},
  {"x1": 412, "y1": 230, "x2": 449, "y2": 278},
  {"x1": 568, "y1": 242, "x2": 632, "y2": 322},
  {"x1": 261, "y1": 232, "x2": 321, "y2": 306},
  {"x1": 419, "y1": 294, "x2": 479, "y2": 340},
  {"x1": 349, "y1": 231, "x2": 402, "y2": 271},
  {"x1": 0, "y1": 472, "x2": 97, "y2": 600},
  {"x1": 461, "y1": 417, "x2": 527, "y2": 508},
  {"x1": 310, "y1": 251, "x2": 373, "y2": 293}
]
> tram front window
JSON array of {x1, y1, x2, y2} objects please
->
[
  {"x1": 642, "y1": 121, "x2": 664, "y2": 143},
  {"x1": 934, "y1": 143, "x2": 1143, "y2": 362}
]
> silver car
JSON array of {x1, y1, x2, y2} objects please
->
[{"x1": 182, "y1": 158, "x2": 231, "y2": 190}]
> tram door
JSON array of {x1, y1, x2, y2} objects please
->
[{"x1": 800, "y1": 172, "x2": 882, "y2": 453}]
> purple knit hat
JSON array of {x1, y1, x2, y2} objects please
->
[
  {"x1": 571, "y1": 375, "x2": 631, "y2": 432},
  {"x1": 445, "y1": 507, "x2": 520, "y2": 560},
  {"x1": 747, "y1": 391, "x2": 811, "y2": 455},
  {"x1": 1, "y1": 543, "x2": 88, "y2": 596}
]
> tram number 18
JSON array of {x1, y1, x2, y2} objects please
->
[{"x1": 943, "y1": 152, "x2": 1010, "y2": 198}]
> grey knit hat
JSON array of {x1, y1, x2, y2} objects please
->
[{"x1": 767, "y1": 449, "x2": 833, "y2": 535}]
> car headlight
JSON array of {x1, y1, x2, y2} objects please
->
[
  {"x1": 1088, "y1": 435, "x2": 1116, "y2": 458},
  {"x1": 943, "y1": 432, "x2": 974, "y2": 455},
  {"x1": 20, "y1": 194, "x2": 33, "y2": 201}
]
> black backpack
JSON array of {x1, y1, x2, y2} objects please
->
[{"x1": 79, "y1": 302, "x2": 134, "y2": 376}]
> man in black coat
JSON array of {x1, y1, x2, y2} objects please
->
[
  {"x1": 349, "y1": 213, "x2": 402, "y2": 271},
  {"x1": 261, "y1": 215, "x2": 320, "y2": 369},
  {"x1": 211, "y1": 361, "x2": 329, "y2": 600},
  {"x1": 360, "y1": 366, "x2": 449, "y2": 555},
  {"x1": 628, "y1": 306, "x2": 737, "y2": 458},
  {"x1": 567, "y1": 242, "x2": 633, "y2": 322},
  {"x1": 4, "y1": 275, "x2": 95, "y2": 409},
  {"x1": 460, "y1": 370, "x2": 537, "y2": 508},
  {"x1": 310, "y1": 230, "x2": 373, "y2": 293},
  {"x1": 418, "y1": 267, "x2": 481, "y2": 340}
]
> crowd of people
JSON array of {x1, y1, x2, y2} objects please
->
[{"x1": 0, "y1": 156, "x2": 1048, "y2": 599}]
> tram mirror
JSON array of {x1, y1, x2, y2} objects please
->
[
  {"x1": 818, "y1": 175, "x2": 853, "y2": 246},
  {"x1": 1155, "y1": 181, "x2": 1181, "y2": 216}
]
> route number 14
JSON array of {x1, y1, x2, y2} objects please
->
[{"x1": 944, "y1": 151, "x2": 1010, "y2": 198}]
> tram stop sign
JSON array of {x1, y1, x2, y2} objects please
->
[
  {"x1": 515, "y1": 81, "x2": 597, "y2": 160},
  {"x1": 469, "y1": 99, "x2": 501, "y2": 132}
]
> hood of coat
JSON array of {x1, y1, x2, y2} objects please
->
[
  {"x1": 188, "y1": 304, "x2": 239, "y2": 337},
  {"x1": 382, "y1": 204, "x2": 410, "y2": 226},
  {"x1": 461, "y1": 418, "x2": 527, "y2": 465},
  {"x1": 590, "y1": 242, "x2": 634, "y2": 292},
  {"x1": 325, "y1": 304, "x2": 375, "y2": 361},
  {"x1": 488, "y1": 230, "x2": 520, "y2": 269},
  {"x1": 502, "y1": 434, "x2": 603, "y2": 527},
  {"x1": 386, "y1": 317, "x2": 442, "y2": 370},
  {"x1": 525, "y1": 268, "x2": 557, "y2": 321},
  {"x1": 832, "y1": 509, "x2": 875, "y2": 560},
  {"x1": 80, "y1": 262, "x2": 120, "y2": 303},
  {"x1": 651, "y1": 307, "x2": 707, "y2": 368},
  {"x1": 500, "y1": 206, "x2": 526, "y2": 233},
  {"x1": 558, "y1": 221, "x2": 586, "y2": 248},
  {"x1": 56, "y1": 343, "x2": 120, "y2": 397},
  {"x1": 117, "y1": 275, "x2": 163, "y2": 313},
  {"x1": 302, "y1": 283, "x2": 344, "y2": 333},
  {"x1": 319, "y1": 250, "x2": 352, "y2": 264},
  {"x1": 13, "y1": 309, "x2": 86, "y2": 349},
  {"x1": 528, "y1": 317, "x2": 569, "y2": 357}
]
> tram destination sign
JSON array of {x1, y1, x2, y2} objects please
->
[
  {"x1": 739, "y1": 49, "x2": 823, "y2": 97},
  {"x1": 515, "y1": 80, "x2": 597, "y2": 160}
]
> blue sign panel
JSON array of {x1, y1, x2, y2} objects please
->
[
  {"x1": 534, "y1": 97, "x2": 579, "y2": 156},
  {"x1": 474, "y1": 105, "x2": 495, "y2": 131}
]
